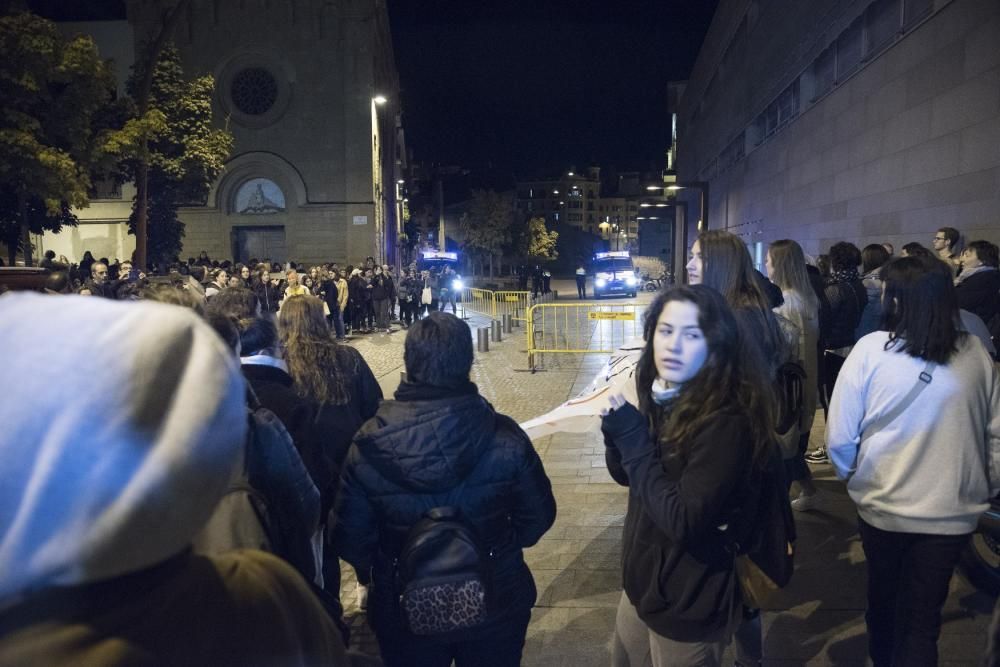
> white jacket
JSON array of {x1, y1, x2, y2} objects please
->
[{"x1": 827, "y1": 331, "x2": 1000, "y2": 534}]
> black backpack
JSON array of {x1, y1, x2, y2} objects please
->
[
  {"x1": 773, "y1": 360, "x2": 807, "y2": 459},
  {"x1": 394, "y1": 506, "x2": 493, "y2": 636},
  {"x1": 730, "y1": 446, "x2": 796, "y2": 608}
]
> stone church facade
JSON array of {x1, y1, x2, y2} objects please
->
[{"x1": 41, "y1": 0, "x2": 404, "y2": 267}]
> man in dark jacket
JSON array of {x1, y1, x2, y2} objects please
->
[{"x1": 331, "y1": 312, "x2": 556, "y2": 667}]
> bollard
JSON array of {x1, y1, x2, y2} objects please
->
[
  {"x1": 502, "y1": 313, "x2": 512, "y2": 334},
  {"x1": 477, "y1": 326, "x2": 489, "y2": 352},
  {"x1": 491, "y1": 319, "x2": 502, "y2": 343},
  {"x1": 513, "y1": 308, "x2": 520, "y2": 327}
]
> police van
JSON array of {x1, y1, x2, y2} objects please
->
[
  {"x1": 417, "y1": 250, "x2": 464, "y2": 291},
  {"x1": 592, "y1": 251, "x2": 638, "y2": 299}
]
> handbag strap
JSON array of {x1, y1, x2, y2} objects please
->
[{"x1": 862, "y1": 359, "x2": 937, "y2": 439}]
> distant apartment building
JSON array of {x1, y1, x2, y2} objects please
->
[
  {"x1": 515, "y1": 167, "x2": 671, "y2": 252},
  {"x1": 674, "y1": 0, "x2": 1000, "y2": 261}
]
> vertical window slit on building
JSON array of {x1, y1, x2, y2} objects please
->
[
  {"x1": 865, "y1": 0, "x2": 902, "y2": 57},
  {"x1": 836, "y1": 17, "x2": 863, "y2": 80}
]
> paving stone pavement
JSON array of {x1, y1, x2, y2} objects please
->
[{"x1": 336, "y1": 285, "x2": 996, "y2": 666}]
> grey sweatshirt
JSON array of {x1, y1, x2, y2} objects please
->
[{"x1": 827, "y1": 331, "x2": 1000, "y2": 535}]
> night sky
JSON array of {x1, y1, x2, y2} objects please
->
[
  {"x1": 389, "y1": 0, "x2": 719, "y2": 184},
  {"x1": 25, "y1": 0, "x2": 719, "y2": 186}
]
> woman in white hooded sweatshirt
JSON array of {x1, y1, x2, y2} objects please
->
[
  {"x1": 0, "y1": 293, "x2": 347, "y2": 666},
  {"x1": 827, "y1": 255, "x2": 1000, "y2": 667}
]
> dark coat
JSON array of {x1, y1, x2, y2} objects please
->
[
  {"x1": 398, "y1": 276, "x2": 418, "y2": 303},
  {"x1": 806, "y1": 266, "x2": 832, "y2": 347},
  {"x1": 330, "y1": 384, "x2": 556, "y2": 636},
  {"x1": 956, "y1": 269, "x2": 1000, "y2": 328},
  {"x1": 823, "y1": 278, "x2": 867, "y2": 349},
  {"x1": 321, "y1": 279, "x2": 340, "y2": 314},
  {"x1": 253, "y1": 281, "x2": 282, "y2": 313},
  {"x1": 371, "y1": 274, "x2": 390, "y2": 301},
  {"x1": 349, "y1": 275, "x2": 370, "y2": 305},
  {"x1": 308, "y1": 346, "x2": 382, "y2": 518},
  {"x1": 241, "y1": 363, "x2": 322, "y2": 484},
  {"x1": 603, "y1": 404, "x2": 753, "y2": 642}
]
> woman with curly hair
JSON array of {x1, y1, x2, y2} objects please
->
[{"x1": 278, "y1": 295, "x2": 382, "y2": 596}]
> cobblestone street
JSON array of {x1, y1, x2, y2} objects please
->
[{"x1": 338, "y1": 283, "x2": 995, "y2": 666}]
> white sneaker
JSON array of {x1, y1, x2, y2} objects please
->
[
  {"x1": 791, "y1": 492, "x2": 824, "y2": 512},
  {"x1": 356, "y1": 583, "x2": 369, "y2": 610}
]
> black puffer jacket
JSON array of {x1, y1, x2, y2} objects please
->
[{"x1": 330, "y1": 382, "x2": 556, "y2": 634}]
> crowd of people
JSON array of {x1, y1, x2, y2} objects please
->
[
  {"x1": 1, "y1": 225, "x2": 999, "y2": 667},
  {"x1": 30, "y1": 249, "x2": 467, "y2": 337}
]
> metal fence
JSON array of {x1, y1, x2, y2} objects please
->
[
  {"x1": 526, "y1": 302, "x2": 644, "y2": 371},
  {"x1": 460, "y1": 288, "x2": 532, "y2": 323}
]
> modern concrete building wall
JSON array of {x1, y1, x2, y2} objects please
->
[{"x1": 675, "y1": 0, "x2": 1000, "y2": 260}]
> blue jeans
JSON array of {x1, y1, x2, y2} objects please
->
[{"x1": 329, "y1": 310, "x2": 345, "y2": 338}]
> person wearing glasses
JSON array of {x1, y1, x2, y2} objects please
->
[{"x1": 932, "y1": 227, "x2": 962, "y2": 276}]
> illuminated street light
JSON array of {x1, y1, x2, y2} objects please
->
[{"x1": 373, "y1": 95, "x2": 388, "y2": 105}]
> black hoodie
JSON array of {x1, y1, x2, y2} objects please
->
[{"x1": 330, "y1": 383, "x2": 556, "y2": 632}]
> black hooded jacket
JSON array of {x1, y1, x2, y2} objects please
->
[
  {"x1": 330, "y1": 383, "x2": 556, "y2": 630},
  {"x1": 603, "y1": 404, "x2": 753, "y2": 642}
]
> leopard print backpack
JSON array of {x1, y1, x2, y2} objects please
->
[{"x1": 395, "y1": 506, "x2": 493, "y2": 635}]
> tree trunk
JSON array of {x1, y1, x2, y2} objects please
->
[
  {"x1": 135, "y1": 159, "x2": 148, "y2": 269},
  {"x1": 18, "y1": 196, "x2": 32, "y2": 267}
]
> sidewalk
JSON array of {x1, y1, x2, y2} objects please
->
[{"x1": 339, "y1": 296, "x2": 995, "y2": 665}]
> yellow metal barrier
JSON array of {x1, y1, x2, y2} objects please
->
[
  {"x1": 526, "y1": 302, "x2": 643, "y2": 371},
  {"x1": 493, "y1": 291, "x2": 531, "y2": 323},
  {"x1": 460, "y1": 287, "x2": 532, "y2": 322},
  {"x1": 461, "y1": 288, "x2": 496, "y2": 319}
]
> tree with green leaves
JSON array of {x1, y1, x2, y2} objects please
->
[
  {"x1": 521, "y1": 216, "x2": 558, "y2": 261},
  {"x1": 458, "y1": 189, "x2": 517, "y2": 278},
  {"x1": 118, "y1": 43, "x2": 232, "y2": 268},
  {"x1": 0, "y1": 12, "x2": 121, "y2": 265}
]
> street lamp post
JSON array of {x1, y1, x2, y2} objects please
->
[{"x1": 371, "y1": 94, "x2": 388, "y2": 264}]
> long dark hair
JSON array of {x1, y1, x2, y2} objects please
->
[
  {"x1": 700, "y1": 229, "x2": 786, "y2": 372},
  {"x1": 698, "y1": 230, "x2": 771, "y2": 312},
  {"x1": 279, "y1": 295, "x2": 350, "y2": 404},
  {"x1": 879, "y1": 256, "x2": 964, "y2": 364},
  {"x1": 635, "y1": 286, "x2": 775, "y2": 468}
]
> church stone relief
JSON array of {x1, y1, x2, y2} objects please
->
[{"x1": 236, "y1": 178, "x2": 285, "y2": 214}]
